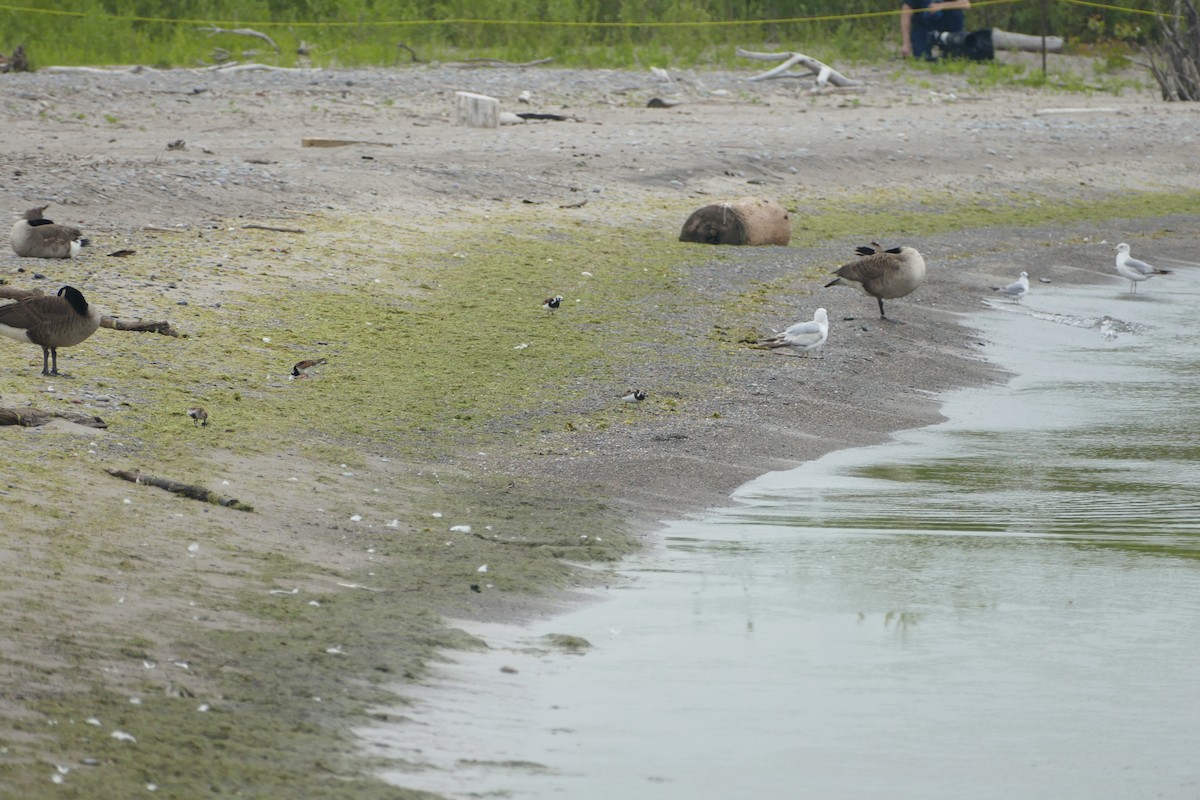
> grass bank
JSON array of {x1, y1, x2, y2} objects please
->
[{"x1": 3, "y1": 0, "x2": 1152, "y2": 70}]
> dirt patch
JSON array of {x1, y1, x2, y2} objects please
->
[{"x1": 1, "y1": 57, "x2": 1198, "y2": 796}]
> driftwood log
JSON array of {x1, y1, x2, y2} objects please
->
[
  {"x1": 107, "y1": 468, "x2": 254, "y2": 512},
  {"x1": 448, "y1": 57, "x2": 554, "y2": 69},
  {"x1": 0, "y1": 287, "x2": 179, "y2": 337},
  {"x1": 991, "y1": 29, "x2": 1064, "y2": 53},
  {"x1": 738, "y1": 48, "x2": 863, "y2": 90},
  {"x1": 680, "y1": 196, "x2": 792, "y2": 246},
  {"x1": 0, "y1": 407, "x2": 107, "y2": 428}
]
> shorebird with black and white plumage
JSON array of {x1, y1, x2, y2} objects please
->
[
  {"x1": 0, "y1": 285, "x2": 101, "y2": 376},
  {"x1": 292, "y1": 358, "x2": 327, "y2": 378},
  {"x1": 542, "y1": 295, "x2": 563, "y2": 313},
  {"x1": 10, "y1": 205, "x2": 90, "y2": 259},
  {"x1": 991, "y1": 271, "x2": 1030, "y2": 302},
  {"x1": 621, "y1": 388, "x2": 647, "y2": 403},
  {"x1": 1114, "y1": 243, "x2": 1171, "y2": 293},
  {"x1": 824, "y1": 243, "x2": 926, "y2": 321},
  {"x1": 757, "y1": 307, "x2": 829, "y2": 358}
]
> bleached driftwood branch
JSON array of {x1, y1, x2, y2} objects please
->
[
  {"x1": 199, "y1": 26, "x2": 281, "y2": 54},
  {"x1": 737, "y1": 48, "x2": 863, "y2": 90},
  {"x1": 201, "y1": 62, "x2": 314, "y2": 73},
  {"x1": 448, "y1": 57, "x2": 555, "y2": 69},
  {"x1": 41, "y1": 65, "x2": 161, "y2": 75}
]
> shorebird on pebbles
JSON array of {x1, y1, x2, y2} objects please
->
[
  {"x1": 757, "y1": 307, "x2": 829, "y2": 358},
  {"x1": 621, "y1": 388, "x2": 647, "y2": 404},
  {"x1": 542, "y1": 295, "x2": 563, "y2": 313},
  {"x1": 991, "y1": 271, "x2": 1030, "y2": 301},
  {"x1": 825, "y1": 243, "x2": 926, "y2": 321}
]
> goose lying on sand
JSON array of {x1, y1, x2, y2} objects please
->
[{"x1": 10, "y1": 205, "x2": 90, "y2": 259}]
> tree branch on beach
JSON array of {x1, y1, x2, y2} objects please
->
[
  {"x1": 107, "y1": 469, "x2": 255, "y2": 511},
  {"x1": 737, "y1": 48, "x2": 864, "y2": 91},
  {"x1": 198, "y1": 25, "x2": 281, "y2": 54}
]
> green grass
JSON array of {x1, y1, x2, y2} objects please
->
[{"x1": 2, "y1": 0, "x2": 1163, "y2": 71}]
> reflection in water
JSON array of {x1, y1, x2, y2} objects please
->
[{"x1": 366, "y1": 274, "x2": 1200, "y2": 799}]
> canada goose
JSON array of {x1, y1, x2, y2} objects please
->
[
  {"x1": 621, "y1": 388, "x2": 647, "y2": 403},
  {"x1": 1114, "y1": 243, "x2": 1171, "y2": 293},
  {"x1": 757, "y1": 307, "x2": 829, "y2": 357},
  {"x1": 292, "y1": 358, "x2": 327, "y2": 378},
  {"x1": 542, "y1": 295, "x2": 563, "y2": 313},
  {"x1": 10, "y1": 205, "x2": 90, "y2": 259},
  {"x1": 825, "y1": 244, "x2": 926, "y2": 321},
  {"x1": 187, "y1": 406, "x2": 209, "y2": 427},
  {"x1": 992, "y1": 271, "x2": 1030, "y2": 301},
  {"x1": 0, "y1": 285, "x2": 101, "y2": 375}
]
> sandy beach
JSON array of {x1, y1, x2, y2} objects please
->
[{"x1": 0, "y1": 53, "x2": 1198, "y2": 796}]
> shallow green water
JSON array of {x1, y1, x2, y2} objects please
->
[{"x1": 367, "y1": 255, "x2": 1200, "y2": 799}]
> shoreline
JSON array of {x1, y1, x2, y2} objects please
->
[{"x1": 1, "y1": 61, "x2": 1198, "y2": 797}]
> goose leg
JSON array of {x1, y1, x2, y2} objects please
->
[
  {"x1": 49, "y1": 348, "x2": 59, "y2": 376},
  {"x1": 41, "y1": 348, "x2": 51, "y2": 376}
]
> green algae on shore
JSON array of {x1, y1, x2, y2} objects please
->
[{"x1": 3, "y1": 187, "x2": 1198, "y2": 797}]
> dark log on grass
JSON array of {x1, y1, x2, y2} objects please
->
[
  {"x1": 106, "y1": 469, "x2": 254, "y2": 512},
  {"x1": 680, "y1": 196, "x2": 792, "y2": 246},
  {"x1": 101, "y1": 316, "x2": 180, "y2": 336},
  {"x1": 0, "y1": 407, "x2": 107, "y2": 428}
]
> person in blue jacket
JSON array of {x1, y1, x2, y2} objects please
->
[{"x1": 901, "y1": 0, "x2": 972, "y2": 60}]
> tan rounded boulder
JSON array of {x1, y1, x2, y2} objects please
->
[{"x1": 678, "y1": 196, "x2": 791, "y2": 246}]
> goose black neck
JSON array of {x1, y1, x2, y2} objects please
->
[{"x1": 59, "y1": 286, "x2": 89, "y2": 316}]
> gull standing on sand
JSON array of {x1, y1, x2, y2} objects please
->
[
  {"x1": 824, "y1": 244, "x2": 926, "y2": 321},
  {"x1": 757, "y1": 307, "x2": 829, "y2": 358},
  {"x1": 1114, "y1": 243, "x2": 1171, "y2": 293},
  {"x1": 992, "y1": 271, "x2": 1030, "y2": 301}
]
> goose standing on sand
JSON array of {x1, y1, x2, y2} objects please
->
[
  {"x1": 1114, "y1": 243, "x2": 1171, "y2": 293},
  {"x1": 757, "y1": 307, "x2": 829, "y2": 358},
  {"x1": 992, "y1": 271, "x2": 1030, "y2": 301},
  {"x1": 0, "y1": 286, "x2": 101, "y2": 375},
  {"x1": 824, "y1": 244, "x2": 926, "y2": 321},
  {"x1": 10, "y1": 205, "x2": 90, "y2": 259}
]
